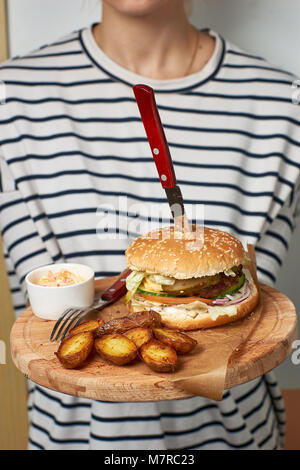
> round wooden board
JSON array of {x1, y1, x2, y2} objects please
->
[{"x1": 10, "y1": 279, "x2": 298, "y2": 402}]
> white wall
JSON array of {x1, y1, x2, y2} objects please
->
[
  {"x1": 7, "y1": 0, "x2": 101, "y2": 56},
  {"x1": 5, "y1": 0, "x2": 300, "y2": 388},
  {"x1": 190, "y1": 0, "x2": 300, "y2": 77}
]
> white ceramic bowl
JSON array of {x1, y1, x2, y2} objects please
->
[{"x1": 25, "y1": 263, "x2": 95, "y2": 320}]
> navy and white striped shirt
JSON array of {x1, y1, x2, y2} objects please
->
[{"x1": 0, "y1": 25, "x2": 299, "y2": 450}]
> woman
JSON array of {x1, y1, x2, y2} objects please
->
[{"x1": 0, "y1": 0, "x2": 299, "y2": 450}]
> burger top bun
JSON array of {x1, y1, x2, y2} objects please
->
[{"x1": 125, "y1": 225, "x2": 246, "y2": 279}]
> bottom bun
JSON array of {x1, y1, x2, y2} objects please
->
[{"x1": 128, "y1": 280, "x2": 260, "y2": 331}]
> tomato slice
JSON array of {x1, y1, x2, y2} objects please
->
[{"x1": 139, "y1": 293, "x2": 215, "y2": 305}]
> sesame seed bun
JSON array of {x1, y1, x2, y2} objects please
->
[{"x1": 125, "y1": 225, "x2": 246, "y2": 280}]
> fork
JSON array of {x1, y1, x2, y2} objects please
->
[{"x1": 49, "y1": 268, "x2": 131, "y2": 342}]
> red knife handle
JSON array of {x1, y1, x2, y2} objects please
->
[
  {"x1": 101, "y1": 268, "x2": 132, "y2": 301},
  {"x1": 133, "y1": 84, "x2": 177, "y2": 189}
]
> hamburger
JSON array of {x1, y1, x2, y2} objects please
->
[{"x1": 124, "y1": 225, "x2": 259, "y2": 330}]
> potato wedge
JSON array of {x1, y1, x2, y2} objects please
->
[
  {"x1": 56, "y1": 331, "x2": 94, "y2": 369},
  {"x1": 96, "y1": 310, "x2": 161, "y2": 337},
  {"x1": 139, "y1": 339, "x2": 177, "y2": 373},
  {"x1": 94, "y1": 334, "x2": 137, "y2": 366},
  {"x1": 69, "y1": 319, "x2": 103, "y2": 337},
  {"x1": 123, "y1": 327, "x2": 153, "y2": 349},
  {"x1": 152, "y1": 327, "x2": 197, "y2": 355}
]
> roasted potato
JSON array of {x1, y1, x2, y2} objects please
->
[
  {"x1": 69, "y1": 319, "x2": 103, "y2": 337},
  {"x1": 94, "y1": 334, "x2": 137, "y2": 366},
  {"x1": 152, "y1": 327, "x2": 197, "y2": 355},
  {"x1": 139, "y1": 339, "x2": 177, "y2": 373},
  {"x1": 56, "y1": 331, "x2": 94, "y2": 369},
  {"x1": 123, "y1": 327, "x2": 153, "y2": 349},
  {"x1": 96, "y1": 310, "x2": 161, "y2": 337}
]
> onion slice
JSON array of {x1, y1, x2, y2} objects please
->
[
  {"x1": 213, "y1": 298, "x2": 228, "y2": 305},
  {"x1": 212, "y1": 280, "x2": 251, "y2": 306},
  {"x1": 229, "y1": 280, "x2": 251, "y2": 305}
]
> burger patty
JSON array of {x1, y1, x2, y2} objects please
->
[{"x1": 188, "y1": 265, "x2": 244, "y2": 298}]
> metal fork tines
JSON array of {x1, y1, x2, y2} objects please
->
[{"x1": 50, "y1": 293, "x2": 108, "y2": 342}]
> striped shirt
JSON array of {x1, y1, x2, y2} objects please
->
[{"x1": 0, "y1": 25, "x2": 299, "y2": 450}]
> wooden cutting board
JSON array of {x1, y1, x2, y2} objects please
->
[{"x1": 10, "y1": 279, "x2": 298, "y2": 402}]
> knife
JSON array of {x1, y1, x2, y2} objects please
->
[{"x1": 133, "y1": 84, "x2": 191, "y2": 231}]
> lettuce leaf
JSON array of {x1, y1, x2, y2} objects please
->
[{"x1": 125, "y1": 271, "x2": 145, "y2": 304}]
